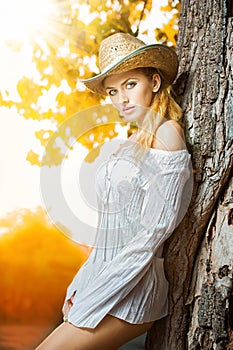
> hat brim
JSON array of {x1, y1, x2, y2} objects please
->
[{"x1": 81, "y1": 44, "x2": 178, "y2": 95}]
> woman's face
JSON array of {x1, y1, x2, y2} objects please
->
[{"x1": 103, "y1": 69, "x2": 161, "y2": 124}]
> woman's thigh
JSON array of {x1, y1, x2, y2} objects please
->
[{"x1": 35, "y1": 315, "x2": 154, "y2": 350}]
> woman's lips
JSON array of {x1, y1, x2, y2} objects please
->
[{"x1": 122, "y1": 106, "x2": 135, "y2": 114}]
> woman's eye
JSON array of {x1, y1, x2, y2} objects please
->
[
  {"x1": 108, "y1": 89, "x2": 117, "y2": 96},
  {"x1": 126, "y1": 82, "x2": 136, "y2": 89}
]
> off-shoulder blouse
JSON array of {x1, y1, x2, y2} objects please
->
[{"x1": 64, "y1": 142, "x2": 193, "y2": 328}]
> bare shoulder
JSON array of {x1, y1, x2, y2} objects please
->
[{"x1": 152, "y1": 119, "x2": 187, "y2": 151}]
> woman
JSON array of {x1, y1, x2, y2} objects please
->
[{"x1": 36, "y1": 32, "x2": 192, "y2": 350}]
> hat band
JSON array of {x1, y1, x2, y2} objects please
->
[{"x1": 101, "y1": 62, "x2": 118, "y2": 74}]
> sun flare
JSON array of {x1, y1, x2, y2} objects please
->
[{"x1": 0, "y1": 0, "x2": 58, "y2": 43}]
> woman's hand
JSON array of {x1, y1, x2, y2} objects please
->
[{"x1": 62, "y1": 292, "x2": 76, "y2": 321}]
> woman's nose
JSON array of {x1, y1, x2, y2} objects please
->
[{"x1": 118, "y1": 90, "x2": 129, "y2": 104}]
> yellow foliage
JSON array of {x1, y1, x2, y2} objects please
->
[
  {"x1": 35, "y1": 130, "x2": 54, "y2": 147},
  {"x1": 163, "y1": 18, "x2": 178, "y2": 46},
  {"x1": 17, "y1": 78, "x2": 41, "y2": 100},
  {"x1": 156, "y1": 0, "x2": 180, "y2": 47},
  {"x1": 1, "y1": 0, "x2": 181, "y2": 165},
  {"x1": 84, "y1": 144, "x2": 101, "y2": 163},
  {"x1": 160, "y1": 5, "x2": 173, "y2": 12},
  {"x1": 26, "y1": 150, "x2": 41, "y2": 166},
  {"x1": 41, "y1": 104, "x2": 122, "y2": 167}
]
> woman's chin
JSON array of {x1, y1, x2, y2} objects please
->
[{"x1": 122, "y1": 113, "x2": 144, "y2": 124}]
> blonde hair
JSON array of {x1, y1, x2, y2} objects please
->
[{"x1": 133, "y1": 67, "x2": 183, "y2": 150}]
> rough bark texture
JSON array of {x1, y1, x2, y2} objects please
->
[
  {"x1": 146, "y1": 0, "x2": 233, "y2": 349},
  {"x1": 187, "y1": 177, "x2": 233, "y2": 350}
]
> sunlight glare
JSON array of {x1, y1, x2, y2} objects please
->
[{"x1": 0, "y1": 0, "x2": 56, "y2": 42}]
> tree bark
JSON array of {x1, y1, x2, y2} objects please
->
[{"x1": 147, "y1": 0, "x2": 233, "y2": 349}]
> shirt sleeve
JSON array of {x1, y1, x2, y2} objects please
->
[{"x1": 66, "y1": 152, "x2": 192, "y2": 328}]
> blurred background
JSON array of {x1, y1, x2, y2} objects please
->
[{"x1": 0, "y1": 0, "x2": 179, "y2": 348}]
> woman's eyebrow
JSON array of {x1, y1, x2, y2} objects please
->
[
  {"x1": 105, "y1": 85, "x2": 116, "y2": 90},
  {"x1": 105, "y1": 77, "x2": 138, "y2": 90}
]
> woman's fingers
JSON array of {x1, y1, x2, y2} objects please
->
[{"x1": 62, "y1": 291, "x2": 76, "y2": 318}]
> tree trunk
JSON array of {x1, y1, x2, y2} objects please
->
[{"x1": 146, "y1": 0, "x2": 233, "y2": 349}]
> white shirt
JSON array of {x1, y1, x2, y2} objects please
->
[{"x1": 64, "y1": 142, "x2": 193, "y2": 328}]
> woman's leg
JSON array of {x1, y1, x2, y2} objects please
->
[{"x1": 35, "y1": 315, "x2": 154, "y2": 350}]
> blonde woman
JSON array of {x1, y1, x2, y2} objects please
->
[{"x1": 36, "y1": 33, "x2": 192, "y2": 350}]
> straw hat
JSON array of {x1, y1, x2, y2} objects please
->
[{"x1": 81, "y1": 32, "x2": 179, "y2": 95}]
